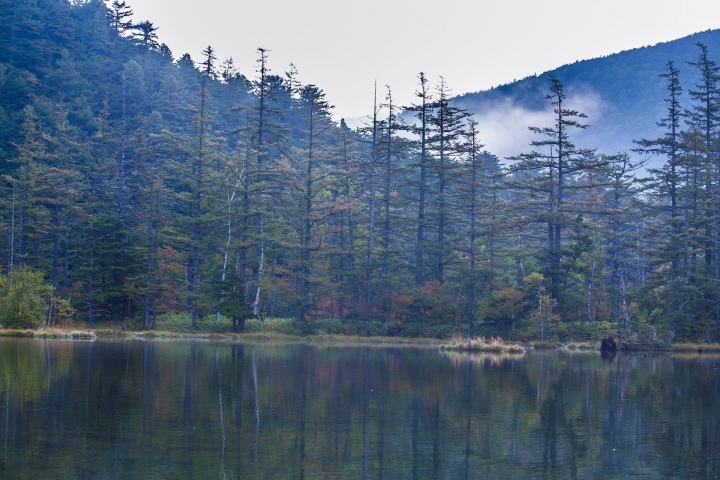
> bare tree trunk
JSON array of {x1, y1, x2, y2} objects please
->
[
  {"x1": 586, "y1": 228, "x2": 599, "y2": 327},
  {"x1": 9, "y1": 179, "x2": 14, "y2": 274},
  {"x1": 270, "y1": 254, "x2": 276, "y2": 318},
  {"x1": 382, "y1": 88, "x2": 394, "y2": 330},
  {"x1": 87, "y1": 253, "x2": 95, "y2": 328},
  {"x1": 414, "y1": 73, "x2": 429, "y2": 287},
  {"x1": 188, "y1": 79, "x2": 209, "y2": 329},
  {"x1": 253, "y1": 216, "x2": 264, "y2": 329},
  {"x1": 117, "y1": 71, "x2": 126, "y2": 220},
  {"x1": 365, "y1": 85, "x2": 379, "y2": 333},
  {"x1": 216, "y1": 173, "x2": 242, "y2": 323}
]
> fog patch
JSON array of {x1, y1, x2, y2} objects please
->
[
  {"x1": 468, "y1": 87, "x2": 606, "y2": 162},
  {"x1": 346, "y1": 87, "x2": 608, "y2": 166}
]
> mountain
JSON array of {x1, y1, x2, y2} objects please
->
[{"x1": 451, "y1": 29, "x2": 720, "y2": 167}]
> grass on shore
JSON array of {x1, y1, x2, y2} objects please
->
[
  {"x1": 671, "y1": 342, "x2": 720, "y2": 352},
  {"x1": 530, "y1": 341, "x2": 560, "y2": 350},
  {"x1": 0, "y1": 323, "x2": 442, "y2": 347},
  {"x1": 3, "y1": 314, "x2": 720, "y2": 352},
  {"x1": 0, "y1": 328, "x2": 96, "y2": 339},
  {"x1": 561, "y1": 342, "x2": 597, "y2": 350}
]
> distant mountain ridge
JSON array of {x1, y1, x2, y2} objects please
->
[{"x1": 451, "y1": 29, "x2": 720, "y2": 167}]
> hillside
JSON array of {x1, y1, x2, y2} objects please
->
[{"x1": 452, "y1": 29, "x2": 720, "y2": 166}]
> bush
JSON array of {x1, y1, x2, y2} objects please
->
[
  {"x1": 396, "y1": 323, "x2": 424, "y2": 338},
  {"x1": 0, "y1": 268, "x2": 53, "y2": 329},
  {"x1": 368, "y1": 321, "x2": 388, "y2": 337},
  {"x1": 243, "y1": 319, "x2": 263, "y2": 333},
  {"x1": 424, "y1": 324, "x2": 462, "y2": 339},
  {"x1": 552, "y1": 321, "x2": 618, "y2": 342},
  {"x1": 385, "y1": 321, "x2": 404, "y2": 337},
  {"x1": 246, "y1": 317, "x2": 297, "y2": 335},
  {"x1": 153, "y1": 313, "x2": 230, "y2": 334},
  {"x1": 315, "y1": 318, "x2": 363, "y2": 335}
]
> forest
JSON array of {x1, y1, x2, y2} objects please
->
[{"x1": 1, "y1": 0, "x2": 719, "y2": 344}]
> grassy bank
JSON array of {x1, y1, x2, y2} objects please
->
[
  {"x1": 2, "y1": 313, "x2": 719, "y2": 352},
  {"x1": 0, "y1": 329, "x2": 96, "y2": 339},
  {"x1": 671, "y1": 343, "x2": 720, "y2": 352},
  {"x1": 0, "y1": 326, "x2": 442, "y2": 347}
]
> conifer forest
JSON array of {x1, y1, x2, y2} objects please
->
[{"x1": 2, "y1": 0, "x2": 720, "y2": 345}]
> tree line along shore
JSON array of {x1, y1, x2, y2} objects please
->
[{"x1": 1, "y1": 1, "x2": 720, "y2": 346}]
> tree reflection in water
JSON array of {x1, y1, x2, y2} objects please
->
[{"x1": 0, "y1": 339, "x2": 717, "y2": 478}]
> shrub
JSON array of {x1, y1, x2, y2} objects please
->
[
  {"x1": 315, "y1": 318, "x2": 363, "y2": 335},
  {"x1": 368, "y1": 321, "x2": 389, "y2": 337},
  {"x1": 251, "y1": 317, "x2": 297, "y2": 334},
  {"x1": 0, "y1": 268, "x2": 53, "y2": 329},
  {"x1": 532, "y1": 341, "x2": 560, "y2": 350},
  {"x1": 153, "y1": 313, "x2": 230, "y2": 334},
  {"x1": 50, "y1": 297, "x2": 75, "y2": 327},
  {"x1": 424, "y1": 324, "x2": 462, "y2": 339}
]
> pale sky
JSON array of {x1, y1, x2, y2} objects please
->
[{"x1": 129, "y1": 0, "x2": 720, "y2": 121}]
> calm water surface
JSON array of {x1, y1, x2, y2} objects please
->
[{"x1": 0, "y1": 339, "x2": 718, "y2": 479}]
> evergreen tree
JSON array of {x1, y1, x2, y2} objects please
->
[
  {"x1": 685, "y1": 42, "x2": 720, "y2": 280},
  {"x1": 426, "y1": 77, "x2": 470, "y2": 283},
  {"x1": 507, "y1": 75, "x2": 601, "y2": 314},
  {"x1": 635, "y1": 61, "x2": 684, "y2": 272},
  {"x1": 131, "y1": 20, "x2": 159, "y2": 50},
  {"x1": 406, "y1": 72, "x2": 433, "y2": 286},
  {"x1": 107, "y1": 0, "x2": 134, "y2": 34},
  {"x1": 294, "y1": 84, "x2": 334, "y2": 329}
]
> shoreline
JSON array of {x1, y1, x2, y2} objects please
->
[
  {"x1": 0, "y1": 328, "x2": 442, "y2": 347},
  {"x1": 1, "y1": 328, "x2": 719, "y2": 353}
]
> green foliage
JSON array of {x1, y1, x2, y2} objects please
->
[
  {"x1": 313, "y1": 318, "x2": 363, "y2": 335},
  {"x1": 423, "y1": 324, "x2": 462, "y2": 339},
  {"x1": 482, "y1": 287, "x2": 530, "y2": 331},
  {"x1": 213, "y1": 276, "x2": 253, "y2": 330},
  {"x1": 0, "y1": 268, "x2": 53, "y2": 328},
  {"x1": 245, "y1": 318, "x2": 296, "y2": 334},
  {"x1": 153, "y1": 313, "x2": 231, "y2": 334}
]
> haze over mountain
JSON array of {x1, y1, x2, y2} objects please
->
[{"x1": 449, "y1": 29, "x2": 720, "y2": 166}]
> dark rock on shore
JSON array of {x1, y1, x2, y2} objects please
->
[{"x1": 600, "y1": 336, "x2": 617, "y2": 351}]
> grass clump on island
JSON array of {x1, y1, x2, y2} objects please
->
[{"x1": 440, "y1": 335, "x2": 526, "y2": 354}]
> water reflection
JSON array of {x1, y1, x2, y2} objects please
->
[{"x1": 0, "y1": 339, "x2": 717, "y2": 478}]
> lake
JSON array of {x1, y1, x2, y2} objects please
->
[{"x1": 0, "y1": 338, "x2": 717, "y2": 479}]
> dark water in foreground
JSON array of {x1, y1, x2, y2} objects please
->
[{"x1": 0, "y1": 339, "x2": 718, "y2": 479}]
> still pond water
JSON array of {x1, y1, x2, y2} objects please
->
[{"x1": 0, "y1": 339, "x2": 718, "y2": 479}]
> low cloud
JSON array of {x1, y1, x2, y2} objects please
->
[
  {"x1": 344, "y1": 87, "x2": 607, "y2": 165},
  {"x1": 469, "y1": 88, "x2": 605, "y2": 162}
]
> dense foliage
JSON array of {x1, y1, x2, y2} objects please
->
[
  {"x1": 0, "y1": 268, "x2": 53, "y2": 328},
  {"x1": 1, "y1": 0, "x2": 720, "y2": 342}
]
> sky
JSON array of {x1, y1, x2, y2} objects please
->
[{"x1": 128, "y1": 0, "x2": 720, "y2": 121}]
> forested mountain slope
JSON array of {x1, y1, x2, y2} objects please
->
[{"x1": 453, "y1": 29, "x2": 720, "y2": 164}]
